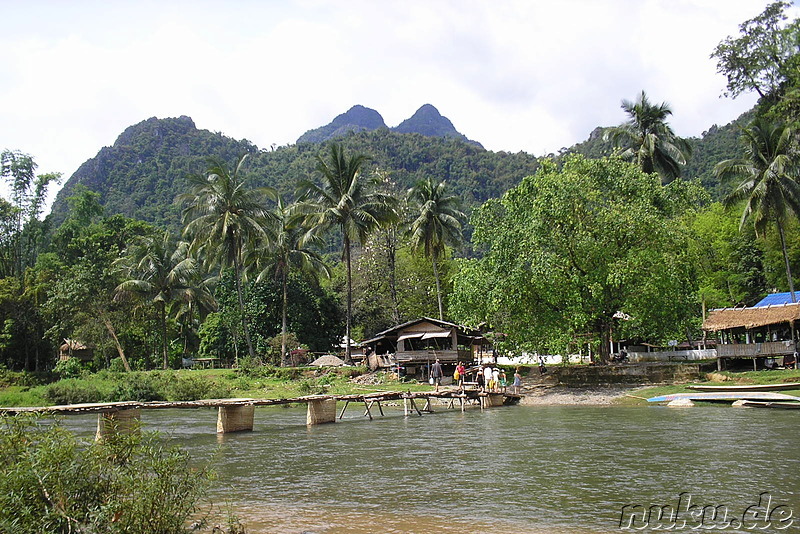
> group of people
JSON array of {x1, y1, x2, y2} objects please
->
[{"x1": 431, "y1": 360, "x2": 523, "y2": 394}]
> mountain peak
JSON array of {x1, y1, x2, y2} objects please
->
[{"x1": 297, "y1": 105, "x2": 386, "y2": 144}]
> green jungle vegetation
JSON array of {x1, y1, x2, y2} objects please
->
[{"x1": 1, "y1": 2, "x2": 800, "y2": 400}]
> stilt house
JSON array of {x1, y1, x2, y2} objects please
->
[{"x1": 703, "y1": 292, "x2": 800, "y2": 370}]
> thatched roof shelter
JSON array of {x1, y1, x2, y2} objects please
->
[{"x1": 703, "y1": 303, "x2": 800, "y2": 332}]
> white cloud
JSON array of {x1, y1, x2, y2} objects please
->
[{"x1": 0, "y1": 0, "x2": 779, "y2": 207}]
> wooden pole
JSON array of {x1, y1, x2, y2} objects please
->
[
  {"x1": 363, "y1": 400, "x2": 373, "y2": 420},
  {"x1": 339, "y1": 400, "x2": 350, "y2": 420}
]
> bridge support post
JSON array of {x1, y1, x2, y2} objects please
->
[
  {"x1": 217, "y1": 405, "x2": 255, "y2": 433},
  {"x1": 481, "y1": 393, "x2": 505, "y2": 409},
  {"x1": 307, "y1": 398, "x2": 337, "y2": 425},
  {"x1": 96, "y1": 408, "x2": 141, "y2": 441}
]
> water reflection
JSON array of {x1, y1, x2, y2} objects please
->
[{"x1": 57, "y1": 404, "x2": 800, "y2": 533}]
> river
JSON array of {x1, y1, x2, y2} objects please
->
[{"x1": 60, "y1": 403, "x2": 799, "y2": 533}]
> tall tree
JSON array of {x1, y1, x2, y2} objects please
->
[
  {"x1": 296, "y1": 144, "x2": 396, "y2": 362},
  {"x1": 407, "y1": 177, "x2": 465, "y2": 320},
  {"x1": 451, "y1": 156, "x2": 701, "y2": 361},
  {"x1": 180, "y1": 155, "x2": 275, "y2": 361},
  {"x1": 0, "y1": 150, "x2": 60, "y2": 278},
  {"x1": 604, "y1": 91, "x2": 692, "y2": 184},
  {"x1": 715, "y1": 117, "x2": 800, "y2": 301},
  {"x1": 711, "y1": 1, "x2": 800, "y2": 102},
  {"x1": 248, "y1": 196, "x2": 329, "y2": 366},
  {"x1": 114, "y1": 232, "x2": 213, "y2": 369}
]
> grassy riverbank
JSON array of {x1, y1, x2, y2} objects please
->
[{"x1": 0, "y1": 366, "x2": 434, "y2": 408}]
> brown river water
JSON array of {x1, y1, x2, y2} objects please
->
[{"x1": 60, "y1": 403, "x2": 800, "y2": 533}]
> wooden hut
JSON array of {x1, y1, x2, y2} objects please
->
[
  {"x1": 360, "y1": 317, "x2": 486, "y2": 377},
  {"x1": 703, "y1": 292, "x2": 800, "y2": 370},
  {"x1": 59, "y1": 339, "x2": 94, "y2": 362}
]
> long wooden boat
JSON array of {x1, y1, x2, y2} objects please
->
[
  {"x1": 647, "y1": 392, "x2": 800, "y2": 403},
  {"x1": 687, "y1": 382, "x2": 800, "y2": 392},
  {"x1": 739, "y1": 400, "x2": 800, "y2": 409}
]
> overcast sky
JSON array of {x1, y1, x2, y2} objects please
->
[{"x1": 0, "y1": 0, "x2": 785, "y2": 208}]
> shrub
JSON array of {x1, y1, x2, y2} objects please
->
[
  {"x1": 167, "y1": 375, "x2": 231, "y2": 401},
  {"x1": 44, "y1": 379, "x2": 104, "y2": 404},
  {"x1": 53, "y1": 357, "x2": 84, "y2": 380},
  {"x1": 108, "y1": 357, "x2": 128, "y2": 373},
  {"x1": 0, "y1": 414, "x2": 214, "y2": 533},
  {"x1": 109, "y1": 372, "x2": 167, "y2": 402}
]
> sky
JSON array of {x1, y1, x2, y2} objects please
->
[{"x1": 0, "y1": 0, "x2": 786, "y2": 209}]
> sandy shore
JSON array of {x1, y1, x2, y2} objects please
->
[{"x1": 519, "y1": 385, "x2": 634, "y2": 405}]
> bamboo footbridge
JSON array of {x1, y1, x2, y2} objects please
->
[{"x1": 0, "y1": 389, "x2": 522, "y2": 438}]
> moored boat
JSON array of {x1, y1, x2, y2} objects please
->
[{"x1": 687, "y1": 382, "x2": 800, "y2": 392}]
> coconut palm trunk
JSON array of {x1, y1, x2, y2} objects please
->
[
  {"x1": 778, "y1": 222, "x2": 797, "y2": 302},
  {"x1": 344, "y1": 235, "x2": 353, "y2": 364},
  {"x1": 432, "y1": 249, "x2": 444, "y2": 321},
  {"x1": 281, "y1": 267, "x2": 289, "y2": 366},
  {"x1": 232, "y1": 250, "x2": 256, "y2": 361}
]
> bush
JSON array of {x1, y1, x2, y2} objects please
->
[
  {"x1": 109, "y1": 372, "x2": 167, "y2": 402},
  {"x1": 44, "y1": 379, "x2": 104, "y2": 404},
  {"x1": 167, "y1": 375, "x2": 231, "y2": 401},
  {"x1": 108, "y1": 357, "x2": 128, "y2": 373},
  {"x1": 0, "y1": 414, "x2": 214, "y2": 533},
  {"x1": 53, "y1": 357, "x2": 84, "y2": 380}
]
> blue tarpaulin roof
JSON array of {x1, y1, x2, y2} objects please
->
[{"x1": 754, "y1": 292, "x2": 800, "y2": 307}]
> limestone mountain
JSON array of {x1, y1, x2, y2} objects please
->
[
  {"x1": 296, "y1": 105, "x2": 387, "y2": 144},
  {"x1": 48, "y1": 116, "x2": 255, "y2": 229},
  {"x1": 49, "y1": 116, "x2": 540, "y2": 232},
  {"x1": 392, "y1": 104, "x2": 482, "y2": 147},
  {"x1": 296, "y1": 103, "x2": 481, "y2": 146}
]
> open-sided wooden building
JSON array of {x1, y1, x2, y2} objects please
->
[
  {"x1": 360, "y1": 317, "x2": 486, "y2": 377},
  {"x1": 703, "y1": 292, "x2": 800, "y2": 370}
]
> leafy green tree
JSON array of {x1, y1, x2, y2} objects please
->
[
  {"x1": 451, "y1": 156, "x2": 701, "y2": 360},
  {"x1": 114, "y1": 231, "x2": 213, "y2": 369},
  {"x1": 0, "y1": 150, "x2": 60, "y2": 278},
  {"x1": 715, "y1": 117, "x2": 800, "y2": 300},
  {"x1": 249, "y1": 196, "x2": 329, "y2": 365},
  {"x1": 407, "y1": 177, "x2": 465, "y2": 320},
  {"x1": 688, "y1": 202, "x2": 768, "y2": 310},
  {"x1": 604, "y1": 91, "x2": 692, "y2": 184},
  {"x1": 180, "y1": 155, "x2": 275, "y2": 361},
  {"x1": 712, "y1": 1, "x2": 800, "y2": 102},
  {"x1": 297, "y1": 144, "x2": 397, "y2": 362}
]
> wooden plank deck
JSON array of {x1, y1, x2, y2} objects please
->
[{"x1": 0, "y1": 389, "x2": 520, "y2": 416}]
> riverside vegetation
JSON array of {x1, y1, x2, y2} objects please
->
[{"x1": 3, "y1": 4, "x2": 800, "y2": 532}]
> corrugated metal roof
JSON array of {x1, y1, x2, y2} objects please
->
[{"x1": 754, "y1": 292, "x2": 800, "y2": 307}]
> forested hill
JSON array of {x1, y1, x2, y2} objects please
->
[
  {"x1": 48, "y1": 116, "x2": 256, "y2": 228},
  {"x1": 49, "y1": 116, "x2": 539, "y2": 231},
  {"x1": 566, "y1": 109, "x2": 753, "y2": 198}
]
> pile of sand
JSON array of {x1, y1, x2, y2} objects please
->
[{"x1": 309, "y1": 354, "x2": 347, "y2": 367}]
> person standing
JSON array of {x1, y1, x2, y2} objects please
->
[
  {"x1": 431, "y1": 359, "x2": 443, "y2": 392},
  {"x1": 513, "y1": 368, "x2": 522, "y2": 394},
  {"x1": 456, "y1": 361, "x2": 466, "y2": 390},
  {"x1": 484, "y1": 365, "x2": 493, "y2": 393}
]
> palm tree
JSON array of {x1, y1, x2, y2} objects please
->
[
  {"x1": 114, "y1": 232, "x2": 212, "y2": 369},
  {"x1": 408, "y1": 177, "x2": 465, "y2": 320},
  {"x1": 716, "y1": 117, "x2": 800, "y2": 301},
  {"x1": 604, "y1": 90, "x2": 692, "y2": 184},
  {"x1": 179, "y1": 155, "x2": 275, "y2": 361},
  {"x1": 248, "y1": 196, "x2": 329, "y2": 366},
  {"x1": 296, "y1": 144, "x2": 396, "y2": 362}
]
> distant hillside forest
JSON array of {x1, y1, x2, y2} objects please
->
[
  {"x1": 4, "y1": 1, "x2": 800, "y2": 374},
  {"x1": 49, "y1": 116, "x2": 538, "y2": 233}
]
